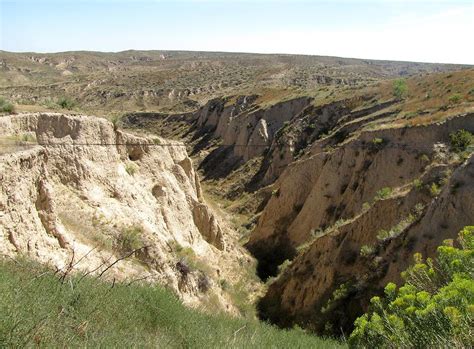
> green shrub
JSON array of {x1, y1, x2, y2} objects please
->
[
  {"x1": 321, "y1": 282, "x2": 351, "y2": 314},
  {"x1": 371, "y1": 137, "x2": 384, "y2": 146},
  {"x1": 392, "y1": 79, "x2": 408, "y2": 100},
  {"x1": 117, "y1": 226, "x2": 143, "y2": 252},
  {"x1": 374, "y1": 187, "x2": 392, "y2": 201},
  {"x1": 376, "y1": 229, "x2": 390, "y2": 241},
  {"x1": 449, "y1": 129, "x2": 473, "y2": 153},
  {"x1": 57, "y1": 97, "x2": 76, "y2": 110},
  {"x1": 349, "y1": 226, "x2": 474, "y2": 348},
  {"x1": 360, "y1": 244, "x2": 375, "y2": 257},
  {"x1": 448, "y1": 93, "x2": 462, "y2": 104},
  {"x1": 0, "y1": 96, "x2": 15, "y2": 113},
  {"x1": 413, "y1": 179, "x2": 423, "y2": 190},
  {"x1": 429, "y1": 183, "x2": 441, "y2": 197},
  {"x1": 376, "y1": 212, "x2": 419, "y2": 242},
  {"x1": 278, "y1": 259, "x2": 292, "y2": 274}
]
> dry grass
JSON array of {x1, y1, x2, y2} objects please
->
[
  {"x1": 371, "y1": 69, "x2": 474, "y2": 127},
  {"x1": 1, "y1": 50, "x2": 468, "y2": 114}
]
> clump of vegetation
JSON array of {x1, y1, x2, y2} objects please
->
[
  {"x1": 20, "y1": 133, "x2": 37, "y2": 143},
  {"x1": 360, "y1": 244, "x2": 376, "y2": 257},
  {"x1": 350, "y1": 226, "x2": 474, "y2": 348},
  {"x1": 57, "y1": 97, "x2": 76, "y2": 110},
  {"x1": 412, "y1": 179, "x2": 423, "y2": 190},
  {"x1": 374, "y1": 187, "x2": 392, "y2": 201},
  {"x1": 448, "y1": 93, "x2": 462, "y2": 104},
  {"x1": 0, "y1": 259, "x2": 342, "y2": 348},
  {"x1": 110, "y1": 114, "x2": 122, "y2": 130},
  {"x1": 376, "y1": 208, "x2": 423, "y2": 242},
  {"x1": 116, "y1": 226, "x2": 143, "y2": 252},
  {"x1": 172, "y1": 242, "x2": 215, "y2": 278},
  {"x1": 449, "y1": 129, "x2": 473, "y2": 153},
  {"x1": 125, "y1": 162, "x2": 138, "y2": 176},
  {"x1": 41, "y1": 98, "x2": 58, "y2": 110},
  {"x1": 297, "y1": 220, "x2": 349, "y2": 255},
  {"x1": 0, "y1": 96, "x2": 15, "y2": 113},
  {"x1": 392, "y1": 79, "x2": 408, "y2": 100},
  {"x1": 371, "y1": 137, "x2": 384, "y2": 146},
  {"x1": 321, "y1": 282, "x2": 352, "y2": 314},
  {"x1": 429, "y1": 182, "x2": 441, "y2": 197},
  {"x1": 419, "y1": 154, "x2": 430, "y2": 163},
  {"x1": 219, "y1": 278, "x2": 229, "y2": 290}
]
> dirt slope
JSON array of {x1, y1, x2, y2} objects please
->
[{"x1": 252, "y1": 113, "x2": 474, "y2": 334}]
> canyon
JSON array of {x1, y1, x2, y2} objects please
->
[{"x1": 1, "y1": 50, "x2": 473, "y2": 339}]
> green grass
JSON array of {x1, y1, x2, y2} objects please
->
[{"x1": 0, "y1": 259, "x2": 344, "y2": 348}]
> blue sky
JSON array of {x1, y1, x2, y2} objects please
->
[{"x1": 1, "y1": 0, "x2": 473, "y2": 64}]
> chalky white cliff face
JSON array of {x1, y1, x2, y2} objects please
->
[{"x1": 0, "y1": 113, "x2": 252, "y2": 312}]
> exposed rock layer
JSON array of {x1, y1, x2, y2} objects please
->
[
  {"x1": 252, "y1": 113, "x2": 474, "y2": 334},
  {"x1": 0, "y1": 113, "x2": 242, "y2": 310}
]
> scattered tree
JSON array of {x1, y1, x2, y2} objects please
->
[{"x1": 392, "y1": 79, "x2": 408, "y2": 100}]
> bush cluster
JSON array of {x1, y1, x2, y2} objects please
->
[
  {"x1": 392, "y1": 79, "x2": 408, "y2": 100},
  {"x1": 349, "y1": 226, "x2": 474, "y2": 348},
  {"x1": 374, "y1": 187, "x2": 392, "y2": 201},
  {"x1": 117, "y1": 226, "x2": 143, "y2": 252},
  {"x1": 449, "y1": 129, "x2": 472, "y2": 153},
  {"x1": 57, "y1": 97, "x2": 76, "y2": 110},
  {"x1": 0, "y1": 97, "x2": 15, "y2": 113}
]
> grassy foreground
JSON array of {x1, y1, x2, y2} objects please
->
[{"x1": 0, "y1": 259, "x2": 343, "y2": 348}]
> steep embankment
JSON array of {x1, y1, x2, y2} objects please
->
[
  {"x1": 252, "y1": 113, "x2": 474, "y2": 334},
  {"x1": 0, "y1": 113, "x2": 258, "y2": 313},
  {"x1": 123, "y1": 95, "x2": 316, "y2": 219},
  {"x1": 123, "y1": 93, "x2": 399, "y2": 225},
  {"x1": 121, "y1": 69, "x2": 474, "y2": 335}
]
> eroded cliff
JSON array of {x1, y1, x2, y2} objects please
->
[
  {"x1": 252, "y1": 113, "x2": 474, "y2": 334},
  {"x1": 0, "y1": 113, "x2": 258, "y2": 313}
]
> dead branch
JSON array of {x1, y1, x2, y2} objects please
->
[{"x1": 96, "y1": 245, "x2": 149, "y2": 279}]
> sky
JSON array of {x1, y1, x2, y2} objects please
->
[{"x1": 1, "y1": 0, "x2": 473, "y2": 64}]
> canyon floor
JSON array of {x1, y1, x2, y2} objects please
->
[{"x1": 1, "y1": 50, "x2": 473, "y2": 346}]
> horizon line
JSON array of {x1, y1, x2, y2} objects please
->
[{"x1": 1, "y1": 49, "x2": 473, "y2": 66}]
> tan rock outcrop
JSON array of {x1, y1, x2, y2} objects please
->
[
  {"x1": 194, "y1": 96, "x2": 311, "y2": 162},
  {"x1": 0, "y1": 112, "x2": 247, "y2": 311}
]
